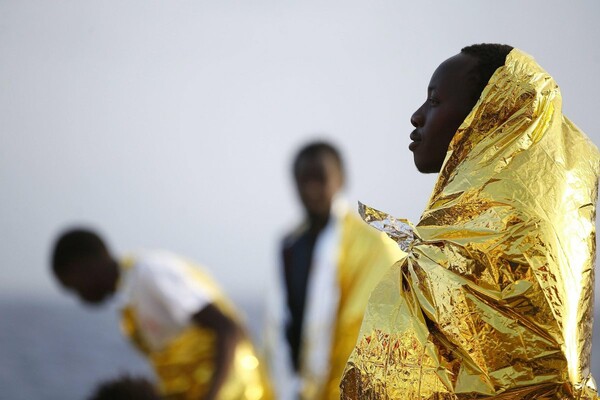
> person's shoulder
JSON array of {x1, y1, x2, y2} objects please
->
[
  {"x1": 342, "y1": 212, "x2": 398, "y2": 247},
  {"x1": 343, "y1": 212, "x2": 378, "y2": 236},
  {"x1": 282, "y1": 223, "x2": 309, "y2": 249},
  {"x1": 128, "y1": 250, "x2": 190, "y2": 278}
]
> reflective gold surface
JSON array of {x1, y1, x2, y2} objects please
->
[
  {"x1": 305, "y1": 213, "x2": 404, "y2": 400},
  {"x1": 121, "y1": 262, "x2": 273, "y2": 400},
  {"x1": 340, "y1": 49, "x2": 599, "y2": 399}
]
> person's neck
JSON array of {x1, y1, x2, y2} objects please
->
[
  {"x1": 107, "y1": 259, "x2": 120, "y2": 295},
  {"x1": 307, "y1": 214, "x2": 330, "y2": 234}
]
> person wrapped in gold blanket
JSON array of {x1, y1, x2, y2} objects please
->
[
  {"x1": 264, "y1": 142, "x2": 403, "y2": 400},
  {"x1": 340, "y1": 44, "x2": 599, "y2": 399},
  {"x1": 51, "y1": 229, "x2": 272, "y2": 400}
]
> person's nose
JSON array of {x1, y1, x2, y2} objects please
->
[{"x1": 411, "y1": 105, "x2": 425, "y2": 128}]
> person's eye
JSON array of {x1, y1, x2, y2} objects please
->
[{"x1": 427, "y1": 97, "x2": 439, "y2": 106}]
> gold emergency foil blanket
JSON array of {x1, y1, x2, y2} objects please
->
[
  {"x1": 121, "y1": 263, "x2": 273, "y2": 400},
  {"x1": 302, "y1": 213, "x2": 405, "y2": 400},
  {"x1": 340, "y1": 49, "x2": 599, "y2": 399}
]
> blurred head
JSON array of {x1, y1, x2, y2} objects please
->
[
  {"x1": 51, "y1": 228, "x2": 118, "y2": 305},
  {"x1": 293, "y1": 141, "x2": 344, "y2": 221},
  {"x1": 409, "y1": 43, "x2": 513, "y2": 173},
  {"x1": 88, "y1": 375, "x2": 160, "y2": 400}
]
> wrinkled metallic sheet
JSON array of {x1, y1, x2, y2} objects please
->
[{"x1": 341, "y1": 49, "x2": 600, "y2": 399}]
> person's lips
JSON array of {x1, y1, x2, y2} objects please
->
[{"x1": 409, "y1": 130, "x2": 422, "y2": 151}]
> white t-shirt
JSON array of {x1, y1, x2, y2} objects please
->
[{"x1": 118, "y1": 250, "x2": 212, "y2": 351}]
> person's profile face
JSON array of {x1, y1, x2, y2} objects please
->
[
  {"x1": 294, "y1": 154, "x2": 343, "y2": 220},
  {"x1": 409, "y1": 53, "x2": 479, "y2": 173},
  {"x1": 57, "y1": 258, "x2": 114, "y2": 305}
]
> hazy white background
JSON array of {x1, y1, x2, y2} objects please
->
[{"x1": 1, "y1": 0, "x2": 599, "y2": 390}]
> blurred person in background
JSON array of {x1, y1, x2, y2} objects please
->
[
  {"x1": 264, "y1": 141, "x2": 403, "y2": 400},
  {"x1": 51, "y1": 228, "x2": 272, "y2": 400},
  {"x1": 87, "y1": 375, "x2": 161, "y2": 400}
]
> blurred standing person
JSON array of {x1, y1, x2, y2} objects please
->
[
  {"x1": 264, "y1": 141, "x2": 403, "y2": 400},
  {"x1": 51, "y1": 229, "x2": 273, "y2": 400}
]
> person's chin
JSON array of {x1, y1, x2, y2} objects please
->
[
  {"x1": 414, "y1": 159, "x2": 439, "y2": 174},
  {"x1": 82, "y1": 294, "x2": 109, "y2": 306},
  {"x1": 413, "y1": 155, "x2": 428, "y2": 173}
]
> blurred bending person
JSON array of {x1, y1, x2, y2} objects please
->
[
  {"x1": 51, "y1": 229, "x2": 272, "y2": 400},
  {"x1": 88, "y1": 375, "x2": 161, "y2": 400},
  {"x1": 264, "y1": 141, "x2": 403, "y2": 400},
  {"x1": 340, "y1": 44, "x2": 599, "y2": 398}
]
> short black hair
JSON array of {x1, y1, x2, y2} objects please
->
[
  {"x1": 87, "y1": 376, "x2": 160, "y2": 400},
  {"x1": 461, "y1": 43, "x2": 514, "y2": 102},
  {"x1": 51, "y1": 228, "x2": 108, "y2": 277},
  {"x1": 292, "y1": 140, "x2": 344, "y2": 178}
]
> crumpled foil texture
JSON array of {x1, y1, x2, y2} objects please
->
[{"x1": 341, "y1": 49, "x2": 600, "y2": 399}]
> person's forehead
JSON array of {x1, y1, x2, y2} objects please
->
[
  {"x1": 296, "y1": 153, "x2": 339, "y2": 175},
  {"x1": 429, "y1": 53, "x2": 477, "y2": 92}
]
